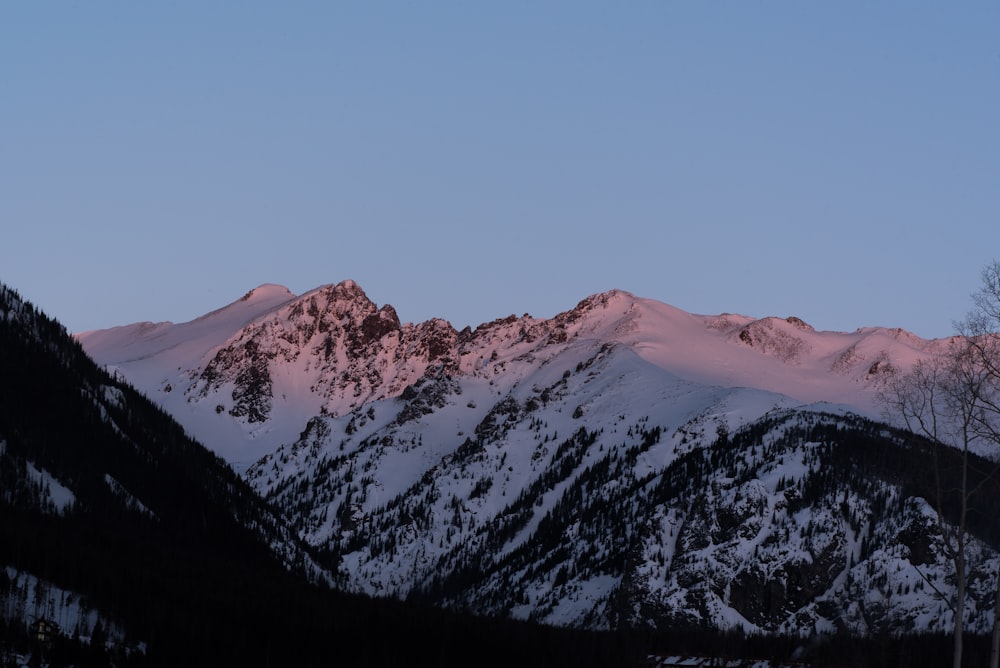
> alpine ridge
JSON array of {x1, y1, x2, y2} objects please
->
[{"x1": 79, "y1": 280, "x2": 953, "y2": 465}]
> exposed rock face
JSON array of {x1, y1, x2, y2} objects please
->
[
  {"x1": 189, "y1": 284, "x2": 650, "y2": 426},
  {"x1": 734, "y1": 317, "x2": 811, "y2": 363},
  {"x1": 191, "y1": 282, "x2": 462, "y2": 422},
  {"x1": 358, "y1": 305, "x2": 401, "y2": 349}
]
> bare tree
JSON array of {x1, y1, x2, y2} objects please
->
[
  {"x1": 879, "y1": 261, "x2": 1000, "y2": 668},
  {"x1": 956, "y1": 261, "x2": 1000, "y2": 668},
  {"x1": 881, "y1": 348, "x2": 982, "y2": 668}
]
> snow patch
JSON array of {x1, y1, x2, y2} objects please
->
[{"x1": 25, "y1": 461, "x2": 75, "y2": 513}]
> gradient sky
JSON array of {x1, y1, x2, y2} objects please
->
[{"x1": 2, "y1": 3, "x2": 998, "y2": 339}]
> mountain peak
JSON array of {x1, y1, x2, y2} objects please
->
[
  {"x1": 329, "y1": 279, "x2": 367, "y2": 301},
  {"x1": 555, "y1": 288, "x2": 637, "y2": 326},
  {"x1": 292, "y1": 280, "x2": 376, "y2": 316},
  {"x1": 240, "y1": 284, "x2": 295, "y2": 302},
  {"x1": 575, "y1": 288, "x2": 636, "y2": 309},
  {"x1": 783, "y1": 315, "x2": 814, "y2": 331}
]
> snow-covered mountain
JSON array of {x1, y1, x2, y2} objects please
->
[
  {"x1": 78, "y1": 281, "x2": 951, "y2": 466},
  {"x1": 79, "y1": 281, "x2": 996, "y2": 639}
]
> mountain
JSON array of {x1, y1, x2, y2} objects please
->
[
  {"x1": 78, "y1": 281, "x2": 952, "y2": 467},
  {"x1": 77, "y1": 280, "x2": 1000, "y2": 658},
  {"x1": 0, "y1": 283, "x2": 640, "y2": 667}
]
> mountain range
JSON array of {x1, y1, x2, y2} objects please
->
[
  {"x1": 3, "y1": 277, "x2": 996, "y2": 665},
  {"x1": 74, "y1": 280, "x2": 1000, "y2": 645},
  {"x1": 78, "y1": 281, "x2": 952, "y2": 466}
]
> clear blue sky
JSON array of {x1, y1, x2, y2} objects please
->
[{"x1": 2, "y1": 3, "x2": 997, "y2": 339}]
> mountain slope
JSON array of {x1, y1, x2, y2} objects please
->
[{"x1": 245, "y1": 358, "x2": 1000, "y2": 637}]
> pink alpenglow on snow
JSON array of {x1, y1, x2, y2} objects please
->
[{"x1": 78, "y1": 280, "x2": 952, "y2": 465}]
